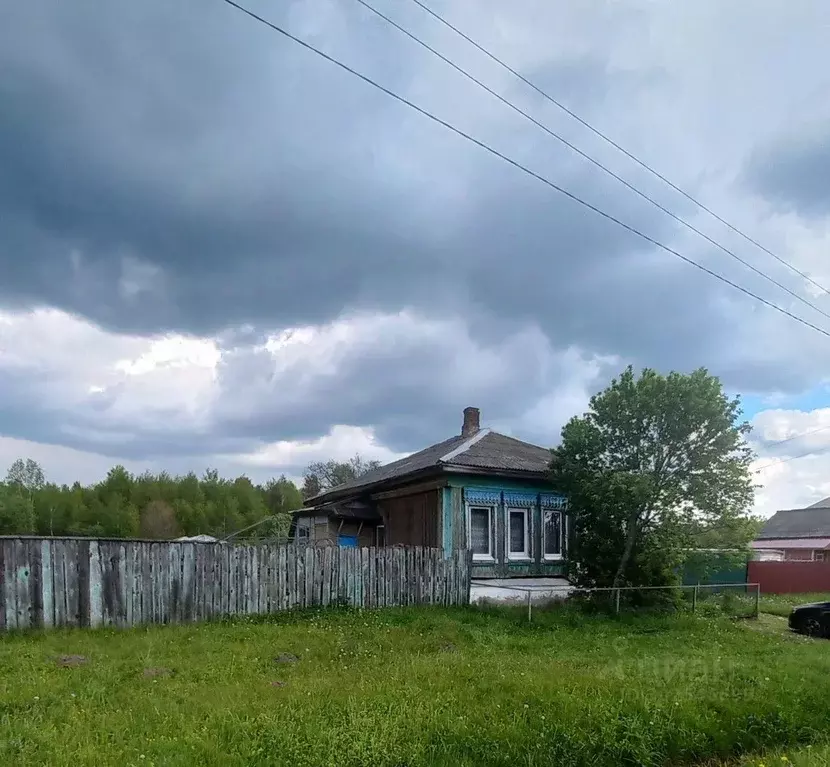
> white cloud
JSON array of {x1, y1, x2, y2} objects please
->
[
  {"x1": 0, "y1": 303, "x2": 612, "y2": 476},
  {"x1": 232, "y1": 424, "x2": 406, "y2": 469},
  {"x1": 0, "y1": 307, "x2": 219, "y2": 433},
  {"x1": 750, "y1": 407, "x2": 830, "y2": 517}
]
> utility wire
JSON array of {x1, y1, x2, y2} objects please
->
[
  {"x1": 753, "y1": 424, "x2": 830, "y2": 472},
  {"x1": 406, "y1": 0, "x2": 830, "y2": 299},
  {"x1": 759, "y1": 422, "x2": 830, "y2": 449},
  {"x1": 754, "y1": 448, "x2": 827, "y2": 473},
  {"x1": 352, "y1": 0, "x2": 830, "y2": 324},
  {"x1": 218, "y1": 0, "x2": 830, "y2": 342}
]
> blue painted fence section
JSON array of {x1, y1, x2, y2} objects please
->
[{"x1": 0, "y1": 538, "x2": 471, "y2": 631}]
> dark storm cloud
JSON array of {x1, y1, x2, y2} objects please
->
[
  {"x1": 744, "y1": 123, "x2": 830, "y2": 217},
  {"x1": 3, "y1": 0, "x2": 825, "y2": 463},
  {"x1": 209, "y1": 316, "x2": 600, "y2": 453},
  {"x1": 0, "y1": 0, "x2": 686, "y2": 337}
]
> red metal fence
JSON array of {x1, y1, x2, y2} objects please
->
[{"x1": 748, "y1": 560, "x2": 830, "y2": 594}]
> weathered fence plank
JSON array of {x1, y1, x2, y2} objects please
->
[{"x1": 0, "y1": 538, "x2": 470, "y2": 630}]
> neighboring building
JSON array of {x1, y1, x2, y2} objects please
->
[
  {"x1": 291, "y1": 407, "x2": 567, "y2": 579},
  {"x1": 753, "y1": 497, "x2": 830, "y2": 561}
]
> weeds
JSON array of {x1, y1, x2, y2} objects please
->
[{"x1": 1, "y1": 607, "x2": 829, "y2": 766}]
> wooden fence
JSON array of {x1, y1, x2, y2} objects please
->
[{"x1": 0, "y1": 538, "x2": 471, "y2": 631}]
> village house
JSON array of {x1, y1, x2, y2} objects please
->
[
  {"x1": 753, "y1": 497, "x2": 830, "y2": 561},
  {"x1": 291, "y1": 407, "x2": 567, "y2": 580}
]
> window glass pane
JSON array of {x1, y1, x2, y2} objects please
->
[
  {"x1": 544, "y1": 511, "x2": 562, "y2": 555},
  {"x1": 470, "y1": 508, "x2": 490, "y2": 555},
  {"x1": 509, "y1": 510, "x2": 526, "y2": 553}
]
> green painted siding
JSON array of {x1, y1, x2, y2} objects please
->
[
  {"x1": 446, "y1": 476, "x2": 555, "y2": 494},
  {"x1": 441, "y1": 473, "x2": 567, "y2": 578},
  {"x1": 681, "y1": 552, "x2": 750, "y2": 586}
]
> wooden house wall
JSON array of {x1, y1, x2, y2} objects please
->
[
  {"x1": 442, "y1": 480, "x2": 568, "y2": 578},
  {"x1": 379, "y1": 489, "x2": 440, "y2": 548}
]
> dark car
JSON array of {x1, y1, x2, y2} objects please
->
[{"x1": 788, "y1": 601, "x2": 830, "y2": 638}]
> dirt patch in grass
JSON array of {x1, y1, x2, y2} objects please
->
[
  {"x1": 142, "y1": 667, "x2": 174, "y2": 679},
  {"x1": 56, "y1": 654, "x2": 88, "y2": 668}
]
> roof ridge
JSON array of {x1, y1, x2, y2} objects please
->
[
  {"x1": 439, "y1": 428, "x2": 491, "y2": 463},
  {"x1": 487, "y1": 430, "x2": 551, "y2": 451}
]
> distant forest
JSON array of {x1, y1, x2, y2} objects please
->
[{"x1": 0, "y1": 455, "x2": 380, "y2": 539}]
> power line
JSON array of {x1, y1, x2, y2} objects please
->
[
  {"x1": 351, "y1": 0, "x2": 830, "y2": 325},
  {"x1": 217, "y1": 0, "x2": 830, "y2": 342},
  {"x1": 406, "y1": 0, "x2": 830, "y2": 300},
  {"x1": 759, "y1": 423, "x2": 830, "y2": 449},
  {"x1": 755, "y1": 448, "x2": 828, "y2": 473},
  {"x1": 753, "y1": 424, "x2": 830, "y2": 472}
]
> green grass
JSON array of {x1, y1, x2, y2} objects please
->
[
  {"x1": 757, "y1": 592, "x2": 830, "y2": 618},
  {"x1": 731, "y1": 744, "x2": 830, "y2": 766},
  {"x1": 2, "y1": 607, "x2": 830, "y2": 767}
]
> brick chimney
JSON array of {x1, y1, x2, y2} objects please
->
[{"x1": 461, "y1": 406, "x2": 480, "y2": 438}]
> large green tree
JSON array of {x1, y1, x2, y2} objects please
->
[{"x1": 551, "y1": 366, "x2": 755, "y2": 590}]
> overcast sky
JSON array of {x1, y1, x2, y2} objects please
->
[{"x1": 2, "y1": 0, "x2": 830, "y2": 516}]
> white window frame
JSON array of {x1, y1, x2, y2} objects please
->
[
  {"x1": 467, "y1": 505, "x2": 495, "y2": 562},
  {"x1": 506, "y1": 507, "x2": 531, "y2": 561},
  {"x1": 542, "y1": 509, "x2": 564, "y2": 561}
]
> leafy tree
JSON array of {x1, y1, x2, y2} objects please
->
[
  {"x1": 139, "y1": 500, "x2": 180, "y2": 539},
  {"x1": 301, "y1": 473, "x2": 322, "y2": 501},
  {"x1": 551, "y1": 366, "x2": 754, "y2": 591},
  {"x1": 0, "y1": 458, "x2": 304, "y2": 540},
  {"x1": 0, "y1": 490, "x2": 35, "y2": 534},
  {"x1": 6, "y1": 458, "x2": 46, "y2": 492},
  {"x1": 689, "y1": 514, "x2": 763, "y2": 550},
  {"x1": 302, "y1": 454, "x2": 382, "y2": 498}
]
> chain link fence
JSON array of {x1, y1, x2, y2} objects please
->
[{"x1": 471, "y1": 582, "x2": 761, "y2": 622}]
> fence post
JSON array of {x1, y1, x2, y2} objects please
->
[
  {"x1": 614, "y1": 588, "x2": 621, "y2": 615},
  {"x1": 527, "y1": 590, "x2": 532, "y2": 623},
  {"x1": 692, "y1": 585, "x2": 698, "y2": 613},
  {"x1": 753, "y1": 584, "x2": 760, "y2": 619}
]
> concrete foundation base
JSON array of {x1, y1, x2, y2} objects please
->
[{"x1": 470, "y1": 577, "x2": 573, "y2": 605}]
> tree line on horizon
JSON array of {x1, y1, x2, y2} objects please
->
[{"x1": 0, "y1": 455, "x2": 381, "y2": 539}]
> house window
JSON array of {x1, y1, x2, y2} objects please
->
[
  {"x1": 469, "y1": 506, "x2": 494, "y2": 560},
  {"x1": 376, "y1": 525, "x2": 386, "y2": 548},
  {"x1": 543, "y1": 510, "x2": 563, "y2": 560},
  {"x1": 295, "y1": 518, "x2": 311, "y2": 543},
  {"x1": 507, "y1": 508, "x2": 530, "y2": 560}
]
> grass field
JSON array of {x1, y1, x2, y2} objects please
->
[
  {"x1": 739, "y1": 746, "x2": 830, "y2": 766},
  {"x1": 757, "y1": 592, "x2": 830, "y2": 618},
  {"x1": 2, "y1": 606, "x2": 830, "y2": 767}
]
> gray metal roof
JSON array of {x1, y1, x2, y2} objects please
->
[
  {"x1": 808, "y1": 496, "x2": 830, "y2": 508},
  {"x1": 307, "y1": 429, "x2": 552, "y2": 503},
  {"x1": 758, "y1": 507, "x2": 830, "y2": 539}
]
